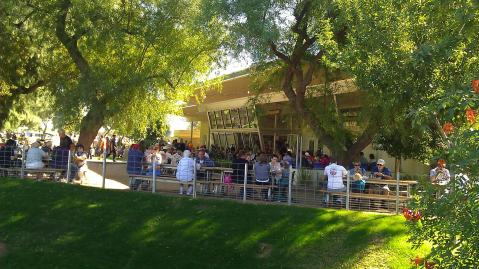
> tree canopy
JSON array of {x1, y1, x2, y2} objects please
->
[{"x1": 1, "y1": 0, "x2": 225, "y2": 147}]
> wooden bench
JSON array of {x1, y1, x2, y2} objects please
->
[
  {"x1": 127, "y1": 174, "x2": 178, "y2": 191},
  {"x1": 0, "y1": 167, "x2": 66, "y2": 181}
]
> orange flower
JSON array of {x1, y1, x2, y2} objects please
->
[
  {"x1": 466, "y1": 108, "x2": 476, "y2": 124},
  {"x1": 472, "y1": 80, "x2": 479, "y2": 94},
  {"x1": 410, "y1": 256, "x2": 423, "y2": 266},
  {"x1": 442, "y1": 122, "x2": 454, "y2": 135}
]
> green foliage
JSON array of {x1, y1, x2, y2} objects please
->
[
  {"x1": 1, "y1": 0, "x2": 225, "y2": 141},
  {"x1": 0, "y1": 179, "x2": 430, "y2": 268},
  {"x1": 3, "y1": 89, "x2": 54, "y2": 131},
  {"x1": 378, "y1": 1, "x2": 479, "y2": 267}
]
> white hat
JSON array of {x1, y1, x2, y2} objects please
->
[
  {"x1": 377, "y1": 159, "x2": 385, "y2": 165},
  {"x1": 183, "y1": 150, "x2": 191, "y2": 158}
]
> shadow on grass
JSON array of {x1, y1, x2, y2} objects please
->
[{"x1": 0, "y1": 178, "x2": 416, "y2": 269}]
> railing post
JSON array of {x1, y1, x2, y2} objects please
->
[
  {"x1": 346, "y1": 172, "x2": 350, "y2": 210},
  {"x1": 395, "y1": 171, "x2": 400, "y2": 214},
  {"x1": 20, "y1": 147, "x2": 25, "y2": 179},
  {"x1": 193, "y1": 158, "x2": 197, "y2": 198},
  {"x1": 288, "y1": 164, "x2": 292, "y2": 205},
  {"x1": 152, "y1": 159, "x2": 156, "y2": 193},
  {"x1": 101, "y1": 150, "x2": 107, "y2": 189},
  {"x1": 66, "y1": 150, "x2": 72, "y2": 183},
  {"x1": 243, "y1": 163, "x2": 247, "y2": 202}
]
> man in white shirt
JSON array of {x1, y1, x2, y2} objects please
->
[{"x1": 324, "y1": 157, "x2": 347, "y2": 204}]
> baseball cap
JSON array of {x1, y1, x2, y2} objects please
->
[{"x1": 377, "y1": 159, "x2": 385, "y2": 165}]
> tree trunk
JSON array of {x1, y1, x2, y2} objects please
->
[
  {"x1": 77, "y1": 104, "x2": 105, "y2": 151},
  {"x1": 0, "y1": 95, "x2": 16, "y2": 130}
]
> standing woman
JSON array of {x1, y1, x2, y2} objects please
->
[
  {"x1": 176, "y1": 150, "x2": 196, "y2": 195},
  {"x1": 254, "y1": 153, "x2": 271, "y2": 200}
]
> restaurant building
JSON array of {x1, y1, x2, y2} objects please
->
[{"x1": 179, "y1": 70, "x2": 428, "y2": 175}]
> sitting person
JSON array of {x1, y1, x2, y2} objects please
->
[
  {"x1": 368, "y1": 153, "x2": 377, "y2": 171},
  {"x1": 26, "y1": 142, "x2": 48, "y2": 180},
  {"x1": 232, "y1": 150, "x2": 249, "y2": 184},
  {"x1": 196, "y1": 149, "x2": 215, "y2": 168},
  {"x1": 371, "y1": 158, "x2": 392, "y2": 194},
  {"x1": 195, "y1": 149, "x2": 215, "y2": 190},
  {"x1": 50, "y1": 147, "x2": 70, "y2": 169},
  {"x1": 371, "y1": 159, "x2": 392, "y2": 179},
  {"x1": 0, "y1": 144, "x2": 15, "y2": 168},
  {"x1": 127, "y1": 144, "x2": 144, "y2": 175},
  {"x1": 127, "y1": 144, "x2": 145, "y2": 190},
  {"x1": 176, "y1": 150, "x2": 195, "y2": 195},
  {"x1": 26, "y1": 142, "x2": 48, "y2": 169},
  {"x1": 349, "y1": 161, "x2": 367, "y2": 192},
  {"x1": 73, "y1": 144, "x2": 88, "y2": 184}
]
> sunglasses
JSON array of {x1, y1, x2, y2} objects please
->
[
  {"x1": 377, "y1": 164, "x2": 383, "y2": 166},
  {"x1": 354, "y1": 164, "x2": 360, "y2": 166}
]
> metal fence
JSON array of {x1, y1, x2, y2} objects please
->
[{"x1": 0, "y1": 147, "x2": 426, "y2": 214}]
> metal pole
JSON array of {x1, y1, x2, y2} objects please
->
[
  {"x1": 193, "y1": 158, "x2": 197, "y2": 198},
  {"x1": 102, "y1": 150, "x2": 106, "y2": 189},
  {"x1": 346, "y1": 172, "x2": 350, "y2": 210},
  {"x1": 66, "y1": 150, "x2": 72, "y2": 183},
  {"x1": 20, "y1": 147, "x2": 25, "y2": 179},
  {"x1": 299, "y1": 136, "x2": 303, "y2": 168},
  {"x1": 152, "y1": 159, "x2": 157, "y2": 193},
  {"x1": 243, "y1": 163, "x2": 247, "y2": 202},
  {"x1": 395, "y1": 171, "x2": 400, "y2": 214},
  {"x1": 295, "y1": 136, "x2": 299, "y2": 168},
  {"x1": 288, "y1": 164, "x2": 292, "y2": 205}
]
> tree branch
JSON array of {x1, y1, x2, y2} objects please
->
[
  {"x1": 55, "y1": 0, "x2": 90, "y2": 75},
  {"x1": 270, "y1": 42, "x2": 291, "y2": 64},
  {"x1": 11, "y1": 80, "x2": 45, "y2": 95}
]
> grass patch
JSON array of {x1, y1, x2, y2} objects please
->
[{"x1": 0, "y1": 178, "x2": 428, "y2": 268}]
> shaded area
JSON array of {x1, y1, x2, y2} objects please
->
[{"x1": 0, "y1": 178, "x2": 429, "y2": 268}]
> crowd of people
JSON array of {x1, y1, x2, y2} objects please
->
[
  {"x1": 126, "y1": 139, "x2": 452, "y2": 205},
  {"x1": 1, "y1": 129, "x2": 451, "y2": 203},
  {"x1": 0, "y1": 130, "x2": 87, "y2": 182}
]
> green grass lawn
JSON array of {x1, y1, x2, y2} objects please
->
[{"x1": 0, "y1": 178, "x2": 429, "y2": 269}]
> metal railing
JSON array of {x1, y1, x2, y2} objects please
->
[{"x1": 1, "y1": 147, "x2": 427, "y2": 214}]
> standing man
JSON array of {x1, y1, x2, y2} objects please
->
[
  {"x1": 110, "y1": 134, "x2": 118, "y2": 162},
  {"x1": 58, "y1": 129, "x2": 73, "y2": 149},
  {"x1": 324, "y1": 157, "x2": 348, "y2": 205}
]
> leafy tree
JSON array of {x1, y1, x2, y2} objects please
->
[
  {"x1": 3, "y1": 89, "x2": 54, "y2": 133},
  {"x1": 374, "y1": 0, "x2": 479, "y2": 267},
  {"x1": 0, "y1": 0, "x2": 56, "y2": 129},
  {"x1": 208, "y1": 0, "x2": 444, "y2": 164},
  {"x1": 1, "y1": 0, "x2": 224, "y2": 149}
]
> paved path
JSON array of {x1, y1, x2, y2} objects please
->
[{"x1": 80, "y1": 168, "x2": 129, "y2": 190}]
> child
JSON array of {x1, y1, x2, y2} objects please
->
[{"x1": 74, "y1": 144, "x2": 88, "y2": 184}]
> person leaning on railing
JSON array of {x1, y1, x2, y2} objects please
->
[
  {"x1": 324, "y1": 157, "x2": 348, "y2": 205},
  {"x1": 176, "y1": 150, "x2": 195, "y2": 195},
  {"x1": 255, "y1": 153, "x2": 271, "y2": 200}
]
